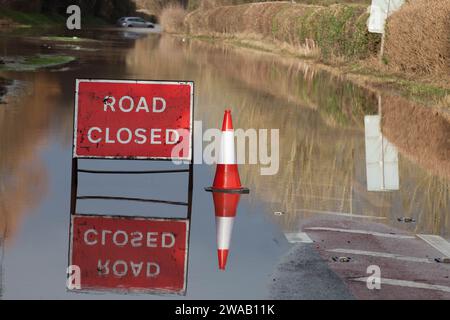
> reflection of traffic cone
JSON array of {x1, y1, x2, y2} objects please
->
[
  {"x1": 213, "y1": 192, "x2": 241, "y2": 270},
  {"x1": 205, "y1": 110, "x2": 249, "y2": 194}
]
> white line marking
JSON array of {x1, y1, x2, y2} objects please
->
[
  {"x1": 305, "y1": 227, "x2": 415, "y2": 239},
  {"x1": 353, "y1": 277, "x2": 450, "y2": 294},
  {"x1": 417, "y1": 234, "x2": 450, "y2": 258},
  {"x1": 284, "y1": 232, "x2": 313, "y2": 244},
  {"x1": 296, "y1": 208, "x2": 386, "y2": 220},
  {"x1": 327, "y1": 248, "x2": 432, "y2": 263}
]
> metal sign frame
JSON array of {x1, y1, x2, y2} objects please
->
[
  {"x1": 70, "y1": 78, "x2": 194, "y2": 218},
  {"x1": 68, "y1": 78, "x2": 195, "y2": 295}
]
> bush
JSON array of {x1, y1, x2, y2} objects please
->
[
  {"x1": 160, "y1": 4, "x2": 187, "y2": 33},
  {"x1": 385, "y1": 0, "x2": 450, "y2": 76},
  {"x1": 187, "y1": 0, "x2": 371, "y2": 11},
  {"x1": 185, "y1": 2, "x2": 380, "y2": 60}
]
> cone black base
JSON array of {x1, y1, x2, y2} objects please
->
[{"x1": 204, "y1": 187, "x2": 250, "y2": 194}]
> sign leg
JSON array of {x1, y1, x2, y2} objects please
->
[
  {"x1": 70, "y1": 158, "x2": 78, "y2": 215},
  {"x1": 187, "y1": 162, "x2": 194, "y2": 220}
]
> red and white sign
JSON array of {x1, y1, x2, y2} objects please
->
[
  {"x1": 74, "y1": 79, "x2": 194, "y2": 160},
  {"x1": 69, "y1": 214, "x2": 189, "y2": 294}
]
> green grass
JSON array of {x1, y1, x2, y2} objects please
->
[
  {"x1": 0, "y1": 55, "x2": 76, "y2": 71},
  {"x1": 40, "y1": 36, "x2": 98, "y2": 42},
  {"x1": 0, "y1": 8, "x2": 64, "y2": 26},
  {"x1": 24, "y1": 55, "x2": 75, "y2": 66},
  {"x1": 392, "y1": 80, "x2": 450, "y2": 104},
  {"x1": 347, "y1": 63, "x2": 450, "y2": 106},
  {"x1": 264, "y1": 4, "x2": 380, "y2": 60}
]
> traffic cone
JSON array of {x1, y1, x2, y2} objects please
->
[
  {"x1": 205, "y1": 110, "x2": 249, "y2": 194},
  {"x1": 213, "y1": 192, "x2": 241, "y2": 270}
]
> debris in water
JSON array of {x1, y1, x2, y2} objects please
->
[
  {"x1": 0, "y1": 78, "x2": 27, "y2": 105},
  {"x1": 435, "y1": 257, "x2": 450, "y2": 264},
  {"x1": 332, "y1": 256, "x2": 351, "y2": 263},
  {"x1": 397, "y1": 217, "x2": 416, "y2": 223}
]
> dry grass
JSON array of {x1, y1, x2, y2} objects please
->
[
  {"x1": 187, "y1": 0, "x2": 371, "y2": 10},
  {"x1": 133, "y1": 0, "x2": 183, "y2": 15},
  {"x1": 160, "y1": 4, "x2": 187, "y2": 33},
  {"x1": 385, "y1": 0, "x2": 450, "y2": 77}
]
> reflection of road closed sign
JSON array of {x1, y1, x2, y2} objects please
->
[
  {"x1": 69, "y1": 214, "x2": 189, "y2": 294},
  {"x1": 74, "y1": 79, "x2": 194, "y2": 160}
]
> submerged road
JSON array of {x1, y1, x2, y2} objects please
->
[
  {"x1": 271, "y1": 217, "x2": 450, "y2": 299},
  {"x1": 1, "y1": 27, "x2": 449, "y2": 299}
]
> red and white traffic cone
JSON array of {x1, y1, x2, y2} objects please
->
[
  {"x1": 205, "y1": 110, "x2": 249, "y2": 194},
  {"x1": 206, "y1": 109, "x2": 249, "y2": 271},
  {"x1": 213, "y1": 192, "x2": 241, "y2": 270}
]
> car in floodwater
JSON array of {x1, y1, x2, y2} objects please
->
[{"x1": 116, "y1": 17, "x2": 154, "y2": 28}]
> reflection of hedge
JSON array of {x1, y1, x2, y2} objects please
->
[
  {"x1": 180, "y1": 38, "x2": 378, "y2": 127},
  {"x1": 185, "y1": 2, "x2": 381, "y2": 60},
  {"x1": 284, "y1": 68, "x2": 378, "y2": 126},
  {"x1": 0, "y1": 77, "x2": 12, "y2": 102}
]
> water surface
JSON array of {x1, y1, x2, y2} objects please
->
[{"x1": 0, "y1": 29, "x2": 448, "y2": 299}]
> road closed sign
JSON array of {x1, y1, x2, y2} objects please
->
[
  {"x1": 69, "y1": 214, "x2": 189, "y2": 294},
  {"x1": 74, "y1": 79, "x2": 194, "y2": 160}
]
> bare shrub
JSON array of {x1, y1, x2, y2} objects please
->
[
  {"x1": 385, "y1": 0, "x2": 450, "y2": 76},
  {"x1": 134, "y1": 0, "x2": 185, "y2": 15},
  {"x1": 160, "y1": 4, "x2": 187, "y2": 33}
]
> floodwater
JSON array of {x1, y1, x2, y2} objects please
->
[{"x1": 0, "y1": 28, "x2": 449, "y2": 299}]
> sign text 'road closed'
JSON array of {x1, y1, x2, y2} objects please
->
[
  {"x1": 74, "y1": 79, "x2": 193, "y2": 160},
  {"x1": 69, "y1": 214, "x2": 189, "y2": 294}
]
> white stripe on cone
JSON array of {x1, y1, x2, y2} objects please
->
[
  {"x1": 216, "y1": 216, "x2": 234, "y2": 249},
  {"x1": 218, "y1": 131, "x2": 235, "y2": 165},
  {"x1": 216, "y1": 216, "x2": 234, "y2": 270}
]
